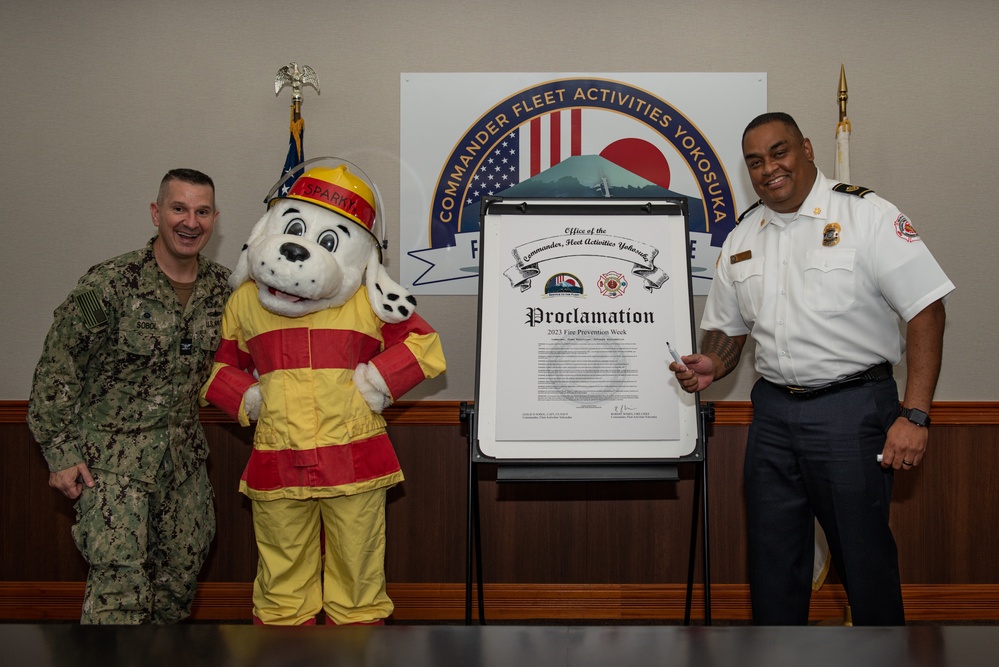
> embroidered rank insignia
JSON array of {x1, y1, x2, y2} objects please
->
[
  {"x1": 894, "y1": 213, "x2": 920, "y2": 242},
  {"x1": 737, "y1": 200, "x2": 763, "y2": 224},
  {"x1": 822, "y1": 222, "x2": 842, "y2": 247},
  {"x1": 73, "y1": 288, "x2": 108, "y2": 331},
  {"x1": 730, "y1": 250, "x2": 752, "y2": 264},
  {"x1": 832, "y1": 183, "x2": 874, "y2": 198}
]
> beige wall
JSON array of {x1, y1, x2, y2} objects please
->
[{"x1": 1, "y1": 0, "x2": 996, "y2": 401}]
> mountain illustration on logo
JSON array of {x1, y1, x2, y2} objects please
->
[{"x1": 463, "y1": 154, "x2": 706, "y2": 234}]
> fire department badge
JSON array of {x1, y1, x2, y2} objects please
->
[
  {"x1": 597, "y1": 271, "x2": 628, "y2": 298},
  {"x1": 822, "y1": 222, "x2": 841, "y2": 247}
]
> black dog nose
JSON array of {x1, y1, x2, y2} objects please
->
[{"x1": 280, "y1": 242, "x2": 310, "y2": 263}]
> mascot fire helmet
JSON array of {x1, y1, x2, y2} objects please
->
[
  {"x1": 282, "y1": 165, "x2": 379, "y2": 242},
  {"x1": 265, "y1": 158, "x2": 388, "y2": 261}
]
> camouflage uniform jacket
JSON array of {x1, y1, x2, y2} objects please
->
[{"x1": 28, "y1": 238, "x2": 231, "y2": 484}]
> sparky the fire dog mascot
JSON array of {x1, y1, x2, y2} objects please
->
[{"x1": 200, "y1": 162, "x2": 445, "y2": 625}]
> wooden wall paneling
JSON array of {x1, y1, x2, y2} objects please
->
[
  {"x1": 470, "y1": 428, "x2": 742, "y2": 587},
  {"x1": 384, "y1": 424, "x2": 470, "y2": 583},
  {"x1": 3, "y1": 401, "x2": 999, "y2": 623},
  {"x1": 890, "y1": 425, "x2": 999, "y2": 584},
  {"x1": 476, "y1": 467, "x2": 589, "y2": 583},
  {"x1": 200, "y1": 423, "x2": 256, "y2": 583},
  {"x1": 1, "y1": 423, "x2": 87, "y2": 582},
  {"x1": 580, "y1": 476, "x2": 687, "y2": 584},
  {"x1": 702, "y1": 425, "x2": 751, "y2": 585}
]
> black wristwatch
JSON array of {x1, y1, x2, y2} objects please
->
[{"x1": 899, "y1": 407, "x2": 931, "y2": 427}]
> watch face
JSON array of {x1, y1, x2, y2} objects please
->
[{"x1": 903, "y1": 408, "x2": 930, "y2": 426}]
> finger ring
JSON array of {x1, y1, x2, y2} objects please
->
[{"x1": 903, "y1": 460, "x2": 913, "y2": 466}]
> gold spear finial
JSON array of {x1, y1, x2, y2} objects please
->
[{"x1": 838, "y1": 64, "x2": 849, "y2": 123}]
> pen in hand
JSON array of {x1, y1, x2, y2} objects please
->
[{"x1": 667, "y1": 342, "x2": 685, "y2": 368}]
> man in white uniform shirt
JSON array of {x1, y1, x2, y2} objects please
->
[{"x1": 670, "y1": 112, "x2": 953, "y2": 625}]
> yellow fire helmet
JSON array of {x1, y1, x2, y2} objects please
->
[
  {"x1": 283, "y1": 165, "x2": 376, "y2": 233},
  {"x1": 265, "y1": 158, "x2": 388, "y2": 261}
]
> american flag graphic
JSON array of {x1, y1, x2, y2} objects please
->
[
  {"x1": 521, "y1": 108, "x2": 582, "y2": 176},
  {"x1": 466, "y1": 110, "x2": 583, "y2": 210},
  {"x1": 467, "y1": 129, "x2": 521, "y2": 208}
]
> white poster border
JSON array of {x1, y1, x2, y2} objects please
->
[{"x1": 474, "y1": 198, "x2": 700, "y2": 462}]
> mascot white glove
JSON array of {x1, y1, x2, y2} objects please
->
[
  {"x1": 242, "y1": 384, "x2": 263, "y2": 422},
  {"x1": 353, "y1": 362, "x2": 392, "y2": 414}
]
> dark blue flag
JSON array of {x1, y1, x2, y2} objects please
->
[{"x1": 280, "y1": 109, "x2": 305, "y2": 194}]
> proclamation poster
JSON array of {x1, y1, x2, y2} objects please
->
[{"x1": 475, "y1": 199, "x2": 700, "y2": 462}]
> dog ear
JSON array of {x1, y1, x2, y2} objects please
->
[
  {"x1": 365, "y1": 248, "x2": 417, "y2": 324},
  {"x1": 228, "y1": 210, "x2": 274, "y2": 290}
]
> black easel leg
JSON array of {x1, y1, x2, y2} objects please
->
[
  {"x1": 465, "y1": 454, "x2": 473, "y2": 624},
  {"x1": 463, "y1": 404, "x2": 474, "y2": 625},
  {"x1": 463, "y1": 404, "x2": 485, "y2": 625},
  {"x1": 684, "y1": 462, "x2": 702, "y2": 625},
  {"x1": 701, "y1": 454, "x2": 711, "y2": 626},
  {"x1": 472, "y1": 465, "x2": 485, "y2": 624}
]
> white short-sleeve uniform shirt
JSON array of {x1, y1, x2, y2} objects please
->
[{"x1": 701, "y1": 171, "x2": 954, "y2": 387}]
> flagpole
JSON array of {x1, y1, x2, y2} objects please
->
[
  {"x1": 815, "y1": 64, "x2": 853, "y2": 597},
  {"x1": 815, "y1": 65, "x2": 855, "y2": 627}
]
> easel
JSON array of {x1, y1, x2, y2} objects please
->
[
  {"x1": 460, "y1": 401, "x2": 714, "y2": 626},
  {"x1": 466, "y1": 197, "x2": 707, "y2": 625}
]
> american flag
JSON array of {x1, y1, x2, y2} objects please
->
[{"x1": 282, "y1": 108, "x2": 305, "y2": 180}]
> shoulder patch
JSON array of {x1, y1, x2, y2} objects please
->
[
  {"x1": 73, "y1": 288, "x2": 108, "y2": 331},
  {"x1": 736, "y1": 199, "x2": 763, "y2": 224},
  {"x1": 832, "y1": 183, "x2": 874, "y2": 198},
  {"x1": 894, "y1": 213, "x2": 921, "y2": 243}
]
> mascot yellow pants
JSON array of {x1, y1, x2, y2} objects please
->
[{"x1": 250, "y1": 489, "x2": 393, "y2": 625}]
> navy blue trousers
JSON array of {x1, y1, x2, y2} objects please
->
[{"x1": 745, "y1": 377, "x2": 905, "y2": 626}]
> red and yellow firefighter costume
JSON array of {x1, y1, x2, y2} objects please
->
[{"x1": 201, "y1": 164, "x2": 445, "y2": 624}]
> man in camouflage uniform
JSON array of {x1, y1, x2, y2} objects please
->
[{"x1": 27, "y1": 169, "x2": 231, "y2": 624}]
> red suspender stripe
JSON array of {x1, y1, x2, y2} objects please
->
[
  {"x1": 241, "y1": 433, "x2": 400, "y2": 491},
  {"x1": 247, "y1": 327, "x2": 383, "y2": 375}
]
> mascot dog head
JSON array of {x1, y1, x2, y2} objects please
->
[{"x1": 230, "y1": 164, "x2": 416, "y2": 322}]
